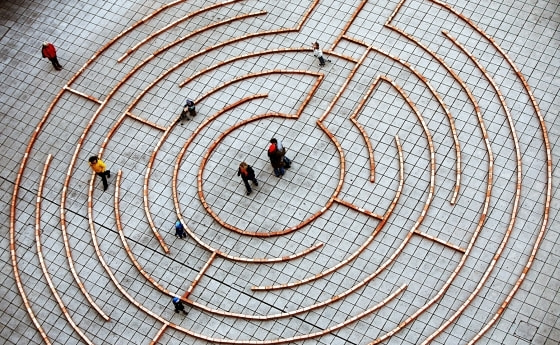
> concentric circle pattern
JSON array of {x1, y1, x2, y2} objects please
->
[{"x1": 5, "y1": 0, "x2": 557, "y2": 344}]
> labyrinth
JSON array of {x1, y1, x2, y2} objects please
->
[{"x1": 8, "y1": 0, "x2": 552, "y2": 344}]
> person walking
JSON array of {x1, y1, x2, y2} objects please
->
[
  {"x1": 312, "y1": 41, "x2": 330, "y2": 67},
  {"x1": 41, "y1": 42, "x2": 63, "y2": 70},
  {"x1": 88, "y1": 156, "x2": 111, "y2": 191},
  {"x1": 237, "y1": 162, "x2": 258, "y2": 195},
  {"x1": 267, "y1": 142, "x2": 285, "y2": 177},
  {"x1": 270, "y1": 138, "x2": 291, "y2": 169},
  {"x1": 174, "y1": 220, "x2": 186, "y2": 239},
  {"x1": 172, "y1": 297, "x2": 188, "y2": 314}
]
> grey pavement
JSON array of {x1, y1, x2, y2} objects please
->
[{"x1": 0, "y1": 0, "x2": 559, "y2": 344}]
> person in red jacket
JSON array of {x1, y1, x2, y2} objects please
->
[
  {"x1": 267, "y1": 143, "x2": 285, "y2": 178},
  {"x1": 41, "y1": 42, "x2": 62, "y2": 70}
]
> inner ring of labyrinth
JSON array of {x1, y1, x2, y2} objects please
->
[
  {"x1": 10, "y1": 0, "x2": 551, "y2": 344},
  {"x1": 173, "y1": 91, "x2": 342, "y2": 241}
]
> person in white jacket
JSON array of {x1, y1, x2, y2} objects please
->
[{"x1": 312, "y1": 41, "x2": 327, "y2": 66}]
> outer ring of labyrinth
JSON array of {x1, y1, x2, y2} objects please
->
[{"x1": 9, "y1": 1, "x2": 552, "y2": 345}]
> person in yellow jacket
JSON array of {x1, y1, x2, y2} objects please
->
[{"x1": 88, "y1": 156, "x2": 111, "y2": 191}]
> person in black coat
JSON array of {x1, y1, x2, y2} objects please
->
[
  {"x1": 267, "y1": 142, "x2": 286, "y2": 177},
  {"x1": 179, "y1": 98, "x2": 196, "y2": 123},
  {"x1": 172, "y1": 297, "x2": 188, "y2": 314},
  {"x1": 238, "y1": 162, "x2": 258, "y2": 195},
  {"x1": 270, "y1": 138, "x2": 291, "y2": 168}
]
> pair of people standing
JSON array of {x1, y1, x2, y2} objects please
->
[{"x1": 237, "y1": 138, "x2": 292, "y2": 195}]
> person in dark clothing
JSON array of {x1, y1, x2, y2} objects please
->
[
  {"x1": 270, "y1": 138, "x2": 291, "y2": 168},
  {"x1": 172, "y1": 297, "x2": 188, "y2": 314},
  {"x1": 237, "y1": 162, "x2": 258, "y2": 195},
  {"x1": 179, "y1": 99, "x2": 196, "y2": 123},
  {"x1": 186, "y1": 99, "x2": 196, "y2": 116},
  {"x1": 267, "y1": 143, "x2": 285, "y2": 177},
  {"x1": 174, "y1": 220, "x2": 186, "y2": 239},
  {"x1": 88, "y1": 156, "x2": 111, "y2": 191}
]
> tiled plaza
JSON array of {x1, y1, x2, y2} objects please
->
[{"x1": 1, "y1": 0, "x2": 559, "y2": 344}]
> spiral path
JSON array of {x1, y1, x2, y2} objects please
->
[{"x1": 1, "y1": 0, "x2": 559, "y2": 344}]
